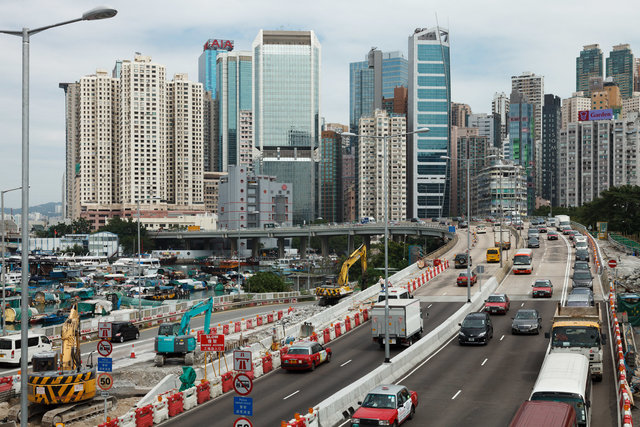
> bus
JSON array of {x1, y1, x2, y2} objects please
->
[
  {"x1": 512, "y1": 248, "x2": 534, "y2": 274},
  {"x1": 530, "y1": 353, "x2": 591, "y2": 427}
]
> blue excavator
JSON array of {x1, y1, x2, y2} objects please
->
[{"x1": 154, "y1": 297, "x2": 213, "y2": 367}]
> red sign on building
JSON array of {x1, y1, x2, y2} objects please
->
[
  {"x1": 203, "y1": 39, "x2": 234, "y2": 51},
  {"x1": 201, "y1": 334, "x2": 225, "y2": 352}
]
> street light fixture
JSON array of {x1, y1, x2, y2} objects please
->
[
  {"x1": 0, "y1": 8, "x2": 117, "y2": 425},
  {"x1": 1, "y1": 187, "x2": 21, "y2": 337},
  {"x1": 343, "y1": 126, "x2": 430, "y2": 363}
]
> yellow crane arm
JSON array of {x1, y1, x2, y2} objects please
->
[
  {"x1": 60, "y1": 304, "x2": 80, "y2": 371},
  {"x1": 337, "y1": 244, "x2": 367, "y2": 285}
]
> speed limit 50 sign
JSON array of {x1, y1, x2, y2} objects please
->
[
  {"x1": 97, "y1": 373, "x2": 114, "y2": 391},
  {"x1": 234, "y1": 417, "x2": 252, "y2": 427}
]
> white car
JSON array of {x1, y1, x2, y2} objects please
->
[{"x1": 476, "y1": 225, "x2": 486, "y2": 234}]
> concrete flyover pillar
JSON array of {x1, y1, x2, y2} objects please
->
[
  {"x1": 251, "y1": 238, "x2": 260, "y2": 258},
  {"x1": 230, "y1": 237, "x2": 238, "y2": 255},
  {"x1": 392, "y1": 234, "x2": 402, "y2": 243},
  {"x1": 300, "y1": 236, "x2": 308, "y2": 259},
  {"x1": 347, "y1": 232, "x2": 354, "y2": 254},
  {"x1": 277, "y1": 238, "x2": 285, "y2": 259},
  {"x1": 363, "y1": 235, "x2": 371, "y2": 250},
  {"x1": 320, "y1": 236, "x2": 329, "y2": 258}
]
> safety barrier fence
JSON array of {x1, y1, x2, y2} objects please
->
[{"x1": 575, "y1": 222, "x2": 632, "y2": 427}]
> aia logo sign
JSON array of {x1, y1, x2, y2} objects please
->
[{"x1": 578, "y1": 110, "x2": 589, "y2": 121}]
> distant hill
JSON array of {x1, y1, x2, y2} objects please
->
[{"x1": 2, "y1": 202, "x2": 62, "y2": 217}]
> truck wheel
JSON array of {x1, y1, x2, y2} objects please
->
[{"x1": 185, "y1": 353, "x2": 194, "y2": 366}]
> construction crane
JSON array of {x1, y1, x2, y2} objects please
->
[
  {"x1": 10, "y1": 303, "x2": 111, "y2": 427},
  {"x1": 315, "y1": 244, "x2": 367, "y2": 306},
  {"x1": 154, "y1": 297, "x2": 213, "y2": 367}
]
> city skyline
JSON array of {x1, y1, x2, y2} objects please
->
[{"x1": 1, "y1": 0, "x2": 639, "y2": 207}]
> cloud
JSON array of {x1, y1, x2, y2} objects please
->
[{"x1": 1, "y1": 0, "x2": 639, "y2": 207}]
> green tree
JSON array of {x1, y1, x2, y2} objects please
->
[
  {"x1": 245, "y1": 272, "x2": 290, "y2": 293},
  {"x1": 69, "y1": 244, "x2": 89, "y2": 256},
  {"x1": 98, "y1": 216, "x2": 155, "y2": 254}
]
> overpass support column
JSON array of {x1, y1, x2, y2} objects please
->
[
  {"x1": 392, "y1": 234, "x2": 402, "y2": 243},
  {"x1": 251, "y1": 238, "x2": 260, "y2": 258},
  {"x1": 347, "y1": 233, "x2": 354, "y2": 254},
  {"x1": 320, "y1": 236, "x2": 329, "y2": 258},
  {"x1": 300, "y1": 237, "x2": 308, "y2": 259},
  {"x1": 230, "y1": 237, "x2": 238, "y2": 256},
  {"x1": 363, "y1": 235, "x2": 371, "y2": 251},
  {"x1": 277, "y1": 238, "x2": 285, "y2": 259}
]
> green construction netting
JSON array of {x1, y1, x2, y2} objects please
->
[
  {"x1": 617, "y1": 294, "x2": 640, "y2": 326},
  {"x1": 179, "y1": 366, "x2": 196, "y2": 391}
]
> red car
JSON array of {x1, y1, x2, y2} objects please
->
[
  {"x1": 457, "y1": 272, "x2": 478, "y2": 286},
  {"x1": 532, "y1": 279, "x2": 553, "y2": 298},
  {"x1": 281, "y1": 341, "x2": 331, "y2": 371},
  {"x1": 351, "y1": 384, "x2": 418, "y2": 426},
  {"x1": 547, "y1": 230, "x2": 559, "y2": 240},
  {"x1": 484, "y1": 293, "x2": 510, "y2": 314}
]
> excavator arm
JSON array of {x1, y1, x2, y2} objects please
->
[
  {"x1": 60, "y1": 304, "x2": 81, "y2": 371},
  {"x1": 337, "y1": 244, "x2": 367, "y2": 286},
  {"x1": 178, "y1": 297, "x2": 213, "y2": 336}
]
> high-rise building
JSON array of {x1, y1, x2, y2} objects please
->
[
  {"x1": 319, "y1": 131, "x2": 343, "y2": 222},
  {"x1": 451, "y1": 103, "x2": 472, "y2": 127},
  {"x1": 576, "y1": 44, "x2": 603, "y2": 97},
  {"x1": 382, "y1": 86, "x2": 408, "y2": 117},
  {"x1": 198, "y1": 38, "x2": 235, "y2": 95},
  {"x1": 511, "y1": 72, "x2": 544, "y2": 198},
  {"x1": 202, "y1": 91, "x2": 217, "y2": 172},
  {"x1": 622, "y1": 93, "x2": 640, "y2": 118},
  {"x1": 349, "y1": 50, "x2": 408, "y2": 132},
  {"x1": 217, "y1": 50, "x2": 253, "y2": 171},
  {"x1": 591, "y1": 78, "x2": 622, "y2": 112},
  {"x1": 408, "y1": 26, "x2": 450, "y2": 219},
  {"x1": 252, "y1": 30, "x2": 321, "y2": 224},
  {"x1": 542, "y1": 94, "x2": 561, "y2": 205},
  {"x1": 357, "y1": 110, "x2": 406, "y2": 221},
  {"x1": 218, "y1": 165, "x2": 292, "y2": 230},
  {"x1": 60, "y1": 55, "x2": 205, "y2": 229},
  {"x1": 558, "y1": 114, "x2": 640, "y2": 207},
  {"x1": 342, "y1": 144, "x2": 356, "y2": 223},
  {"x1": 508, "y1": 90, "x2": 535, "y2": 213},
  {"x1": 468, "y1": 113, "x2": 500, "y2": 148},
  {"x1": 452, "y1": 127, "x2": 490, "y2": 217},
  {"x1": 561, "y1": 92, "x2": 591, "y2": 129},
  {"x1": 607, "y1": 44, "x2": 634, "y2": 99},
  {"x1": 492, "y1": 92, "x2": 510, "y2": 140},
  {"x1": 476, "y1": 161, "x2": 527, "y2": 219},
  {"x1": 203, "y1": 171, "x2": 227, "y2": 213}
]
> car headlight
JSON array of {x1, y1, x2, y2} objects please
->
[
  {"x1": 477, "y1": 331, "x2": 486, "y2": 337},
  {"x1": 459, "y1": 331, "x2": 466, "y2": 337},
  {"x1": 378, "y1": 421, "x2": 391, "y2": 426}
]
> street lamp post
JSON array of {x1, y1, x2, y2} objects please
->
[
  {"x1": 1, "y1": 187, "x2": 21, "y2": 337},
  {"x1": 0, "y1": 7, "x2": 117, "y2": 425},
  {"x1": 343, "y1": 127, "x2": 430, "y2": 363}
]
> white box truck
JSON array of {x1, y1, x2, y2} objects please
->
[{"x1": 371, "y1": 299, "x2": 423, "y2": 347}]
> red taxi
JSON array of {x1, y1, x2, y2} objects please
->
[
  {"x1": 351, "y1": 384, "x2": 418, "y2": 426},
  {"x1": 281, "y1": 341, "x2": 331, "y2": 371},
  {"x1": 456, "y1": 272, "x2": 478, "y2": 286},
  {"x1": 483, "y1": 293, "x2": 510, "y2": 315}
]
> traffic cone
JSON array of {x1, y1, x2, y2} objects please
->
[{"x1": 130, "y1": 344, "x2": 136, "y2": 359}]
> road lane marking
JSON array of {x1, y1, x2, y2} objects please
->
[
  {"x1": 396, "y1": 335, "x2": 457, "y2": 383},
  {"x1": 481, "y1": 358, "x2": 488, "y2": 366},
  {"x1": 442, "y1": 292, "x2": 447, "y2": 295},
  {"x1": 560, "y1": 234, "x2": 572, "y2": 305},
  {"x1": 283, "y1": 390, "x2": 300, "y2": 400},
  {"x1": 500, "y1": 335, "x2": 505, "y2": 341},
  {"x1": 340, "y1": 360, "x2": 352, "y2": 367},
  {"x1": 520, "y1": 302, "x2": 524, "y2": 307},
  {"x1": 451, "y1": 390, "x2": 462, "y2": 400},
  {"x1": 427, "y1": 304, "x2": 432, "y2": 309}
]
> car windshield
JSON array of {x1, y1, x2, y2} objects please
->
[
  {"x1": 515, "y1": 310, "x2": 536, "y2": 319},
  {"x1": 552, "y1": 326, "x2": 600, "y2": 348},
  {"x1": 487, "y1": 295, "x2": 505, "y2": 303},
  {"x1": 574, "y1": 262, "x2": 589, "y2": 270},
  {"x1": 287, "y1": 347, "x2": 311, "y2": 355},
  {"x1": 573, "y1": 271, "x2": 592, "y2": 280},
  {"x1": 534, "y1": 281, "x2": 551, "y2": 287},
  {"x1": 362, "y1": 393, "x2": 396, "y2": 409},
  {"x1": 462, "y1": 317, "x2": 485, "y2": 328}
]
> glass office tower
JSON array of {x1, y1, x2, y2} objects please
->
[
  {"x1": 253, "y1": 30, "x2": 321, "y2": 224},
  {"x1": 607, "y1": 44, "x2": 634, "y2": 99},
  {"x1": 576, "y1": 44, "x2": 603, "y2": 97},
  {"x1": 408, "y1": 27, "x2": 451, "y2": 219},
  {"x1": 509, "y1": 90, "x2": 535, "y2": 213},
  {"x1": 217, "y1": 51, "x2": 252, "y2": 171},
  {"x1": 198, "y1": 39, "x2": 235, "y2": 95}
]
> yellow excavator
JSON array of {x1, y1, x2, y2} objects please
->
[
  {"x1": 10, "y1": 303, "x2": 114, "y2": 426},
  {"x1": 316, "y1": 244, "x2": 367, "y2": 306}
]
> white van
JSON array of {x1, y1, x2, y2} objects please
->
[
  {"x1": 0, "y1": 333, "x2": 52, "y2": 366},
  {"x1": 378, "y1": 287, "x2": 411, "y2": 302}
]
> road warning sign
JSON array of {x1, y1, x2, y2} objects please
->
[{"x1": 233, "y1": 350, "x2": 252, "y2": 372}]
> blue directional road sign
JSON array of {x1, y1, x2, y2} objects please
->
[
  {"x1": 448, "y1": 225, "x2": 456, "y2": 233},
  {"x1": 97, "y1": 357, "x2": 112, "y2": 372},
  {"x1": 233, "y1": 396, "x2": 253, "y2": 416}
]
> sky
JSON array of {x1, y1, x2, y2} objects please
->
[{"x1": 1, "y1": 0, "x2": 639, "y2": 209}]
